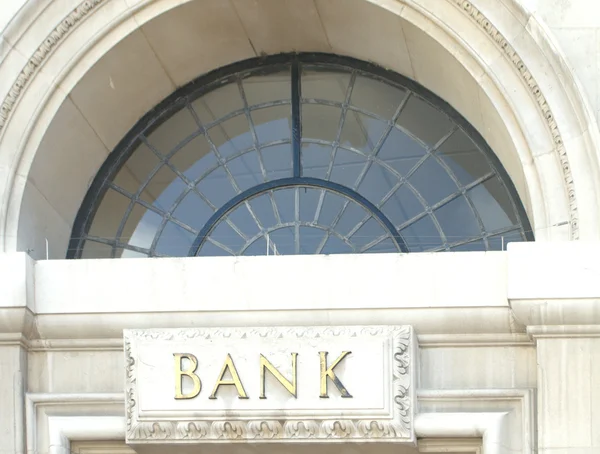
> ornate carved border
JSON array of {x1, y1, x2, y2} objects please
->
[
  {"x1": 0, "y1": 0, "x2": 106, "y2": 135},
  {"x1": 448, "y1": 0, "x2": 578, "y2": 238},
  {"x1": 124, "y1": 325, "x2": 416, "y2": 444},
  {"x1": 0, "y1": 0, "x2": 578, "y2": 237}
]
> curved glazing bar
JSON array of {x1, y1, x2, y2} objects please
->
[{"x1": 190, "y1": 177, "x2": 409, "y2": 256}]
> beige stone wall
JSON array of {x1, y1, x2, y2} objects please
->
[
  {"x1": 2, "y1": 1, "x2": 600, "y2": 453},
  {"x1": 2, "y1": 0, "x2": 600, "y2": 260}
]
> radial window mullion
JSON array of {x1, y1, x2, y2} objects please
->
[
  {"x1": 332, "y1": 91, "x2": 412, "y2": 230},
  {"x1": 237, "y1": 79, "x2": 268, "y2": 182},
  {"x1": 235, "y1": 78, "x2": 276, "y2": 239},
  {"x1": 351, "y1": 91, "x2": 412, "y2": 192},
  {"x1": 359, "y1": 234, "x2": 389, "y2": 253},
  {"x1": 429, "y1": 138, "x2": 491, "y2": 248},
  {"x1": 204, "y1": 237, "x2": 237, "y2": 256},
  {"x1": 294, "y1": 187, "x2": 300, "y2": 254},
  {"x1": 292, "y1": 60, "x2": 302, "y2": 177},
  {"x1": 310, "y1": 72, "x2": 358, "y2": 234}
]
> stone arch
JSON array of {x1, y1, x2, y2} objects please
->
[{"x1": 0, "y1": 0, "x2": 598, "y2": 259}]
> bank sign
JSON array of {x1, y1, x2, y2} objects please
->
[{"x1": 124, "y1": 326, "x2": 416, "y2": 444}]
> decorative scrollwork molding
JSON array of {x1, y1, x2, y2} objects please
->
[
  {"x1": 449, "y1": 0, "x2": 578, "y2": 238},
  {"x1": 0, "y1": 0, "x2": 106, "y2": 136},
  {"x1": 124, "y1": 325, "x2": 416, "y2": 443}
]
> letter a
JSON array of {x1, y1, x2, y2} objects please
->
[
  {"x1": 209, "y1": 354, "x2": 248, "y2": 399},
  {"x1": 319, "y1": 351, "x2": 352, "y2": 398},
  {"x1": 174, "y1": 353, "x2": 202, "y2": 399}
]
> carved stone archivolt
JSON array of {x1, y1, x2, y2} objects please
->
[
  {"x1": 0, "y1": 0, "x2": 580, "y2": 237},
  {"x1": 448, "y1": 0, "x2": 578, "y2": 238},
  {"x1": 124, "y1": 325, "x2": 416, "y2": 444},
  {"x1": 0, "y1": 0, "x2": 106, "y2": 136}
]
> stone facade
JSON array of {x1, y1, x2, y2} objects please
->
[{"x1": 2, "y1": 1, "x2": 600, "y2": 453}]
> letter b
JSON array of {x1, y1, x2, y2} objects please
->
[{"x1": 174, "y1": 353, "x2": 202, "y2": 399}]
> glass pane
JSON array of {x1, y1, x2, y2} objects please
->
[
  {"x1": 248, "y1": 192, "x2": 278, "y2": 227},
  {"x1": 364, "y1": 237, "x2": 397, "y2": 253},
  {"x1": 330, "y1": 149, "x2": 365, "y2": 188},
  {"x1": 226, "y1": 152, "x2": 263, "y2": 192},
  {"x1": 299, "y1": 188, "x2": 321, "y2": 222},
  {"x1": 261, "y1": 144, "x2": 293, "y2": 180},
  {"x1": 299, "y1": 226, "x2": 327, "y2": 254},
  {"x1": 172, "y1": 192, "x2": 213, "y2": 231},
  {"x1": 468, "y1": 177, "x2": 519, "y2": 232},
  {"x1": 436, "y1": 130, "x2": 492, "y2": 186},
  {"x1": 433, "y1": 196, "x2": 480, "y2": 242},
  {"x1": 317, "y1": 192, "x2": 346, "y2": 227},
  {"x1": 397, "y1": 96, "x2": 453, "y2": 147},
  {"x1": 81, "y1": 240, "x2": 113, "y2": 259},
  {"x1": 349, "y1": 217, "x2": 388, "y2": 251},
  {"x1": 169, "y1": 134, "x2": 215, "y2": 181},
  {"x1": 118, "y1": 249, "x2": 148, "y2": 258},
  {"x1": 207, "y1": 115, "x2": 253, "y2": 159},
  {"x1": 227, "y1": 203, "x2": 261, "y2": 238},
  {"x1": 251, "y1": 105, "x2": 291, "y2": 144},
  {"x1": 146, "y1": 107, "x2": 199, "y2": 155},
  {"x1": 267, "y1": 227, "x2": 295, "y2": 255},
  {"x1": 301, "y1": 67, "x2": 351, "y2": 102},
  {"x1": 400, "y1": 215, "x2": 442, "y2": 252},
  {"x1": 121, "y1": 204, "x2": 162, "y2": 249},
  {"x1": 301, "y1": 104, "x2": 341, "y2": 142},
  {"x1": 340, "y1": 112, "x2": 387, "y2": 153},
  {"x1": 301, "y1": 143, "x2": 332, "y2": 179},
  {"x1": 196, "y1": 167, "x2": 238, "y2": 207},
  {"x1": 451, "y1": 240, "x2": 486, "y2": 252},
  {"x1": 408, "y1": 156, "x2": 459, "y2": 206},
  {"x1": 487, "y1": 230, "x2": 523, "y2": 250},
  {"x1": 88, "y1": 189, "x2": 131, "y2": 239},
  {"x1": 335, "y1": 202, "x2": 370, "y2": 236},
  {"x1": 320, "y1": 234, "x2": 354, "y2": 254},
  {"x1": 377, "y1": 127, "x2": 427, "y2": 177},
  {"x1": 198, "y1": 240, "x2": 234, "y2": 257},
  {"x1": 243, "y1": 237, "x2": 268, "y2": 256},
  {"x1": 209, "y1": 221, "x2": 246, "y2": 253},
  {"x1": 243, "y1": 69, "x2": 290, "y2": 105},
  {"x1": 357, "y1": 162, "x2": 396, "y2": 205},
  {"x1": 140, "y1": 164, "x2": 187, "y2": 211},
  {"x1": 155, "y1": 222, "x2": 195, "y2": 257},
  {"x1": 114, "y1": 143, "x2": 160, "y2": 195},
  {"x1": 273, "y1": 188, "x2": 295, "y2": 224},
  {"x1": 381, "y1": 185, "x2": 425, "y2": 228},
  {"x1": 350, "y1": 75, "x2": 406, "y2": 119},
  {"x1": 192, "y1": 83, "x2": 244, "y2": 125}
]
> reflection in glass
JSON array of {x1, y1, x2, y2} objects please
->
[
  {"x1": 301, "y1": 67, "x2": 351, "y2": 102},
  {"x1": 75, "y1": 57, "x2": 531, "y2": 259}
]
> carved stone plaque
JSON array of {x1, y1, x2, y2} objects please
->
[{"x1": 124, "y1": 326, "x2": 416, "y2": 444}]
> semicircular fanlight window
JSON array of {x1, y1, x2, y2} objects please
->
[{"x1": 69, "y1": 54, "x2": 532, "y2": 259}]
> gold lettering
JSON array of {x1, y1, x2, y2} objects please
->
[
  {"x1": 209, "y1": 354, "x2": 248, "y2": 399},
  {"x1": 259, "y1": 353, "x2": 298, "y2": 398},
  {"x1": 173, "y1": 353, "x2": 202, "y2": 400},
  {"x1": 319, "y1": 351, "x2": 352, "y2": 398}
]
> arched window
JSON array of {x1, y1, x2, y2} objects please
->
[{"x1": 69, "y1": 54, "x2": 532, "y2": 259}]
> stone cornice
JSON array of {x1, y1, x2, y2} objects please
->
[{"x1": 527, "y1": 324, "x2": 600, "y2": 339}]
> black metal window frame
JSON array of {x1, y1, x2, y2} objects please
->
[{"x1": 67, "y1": 53, "x2": 533, "y2": 259}]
